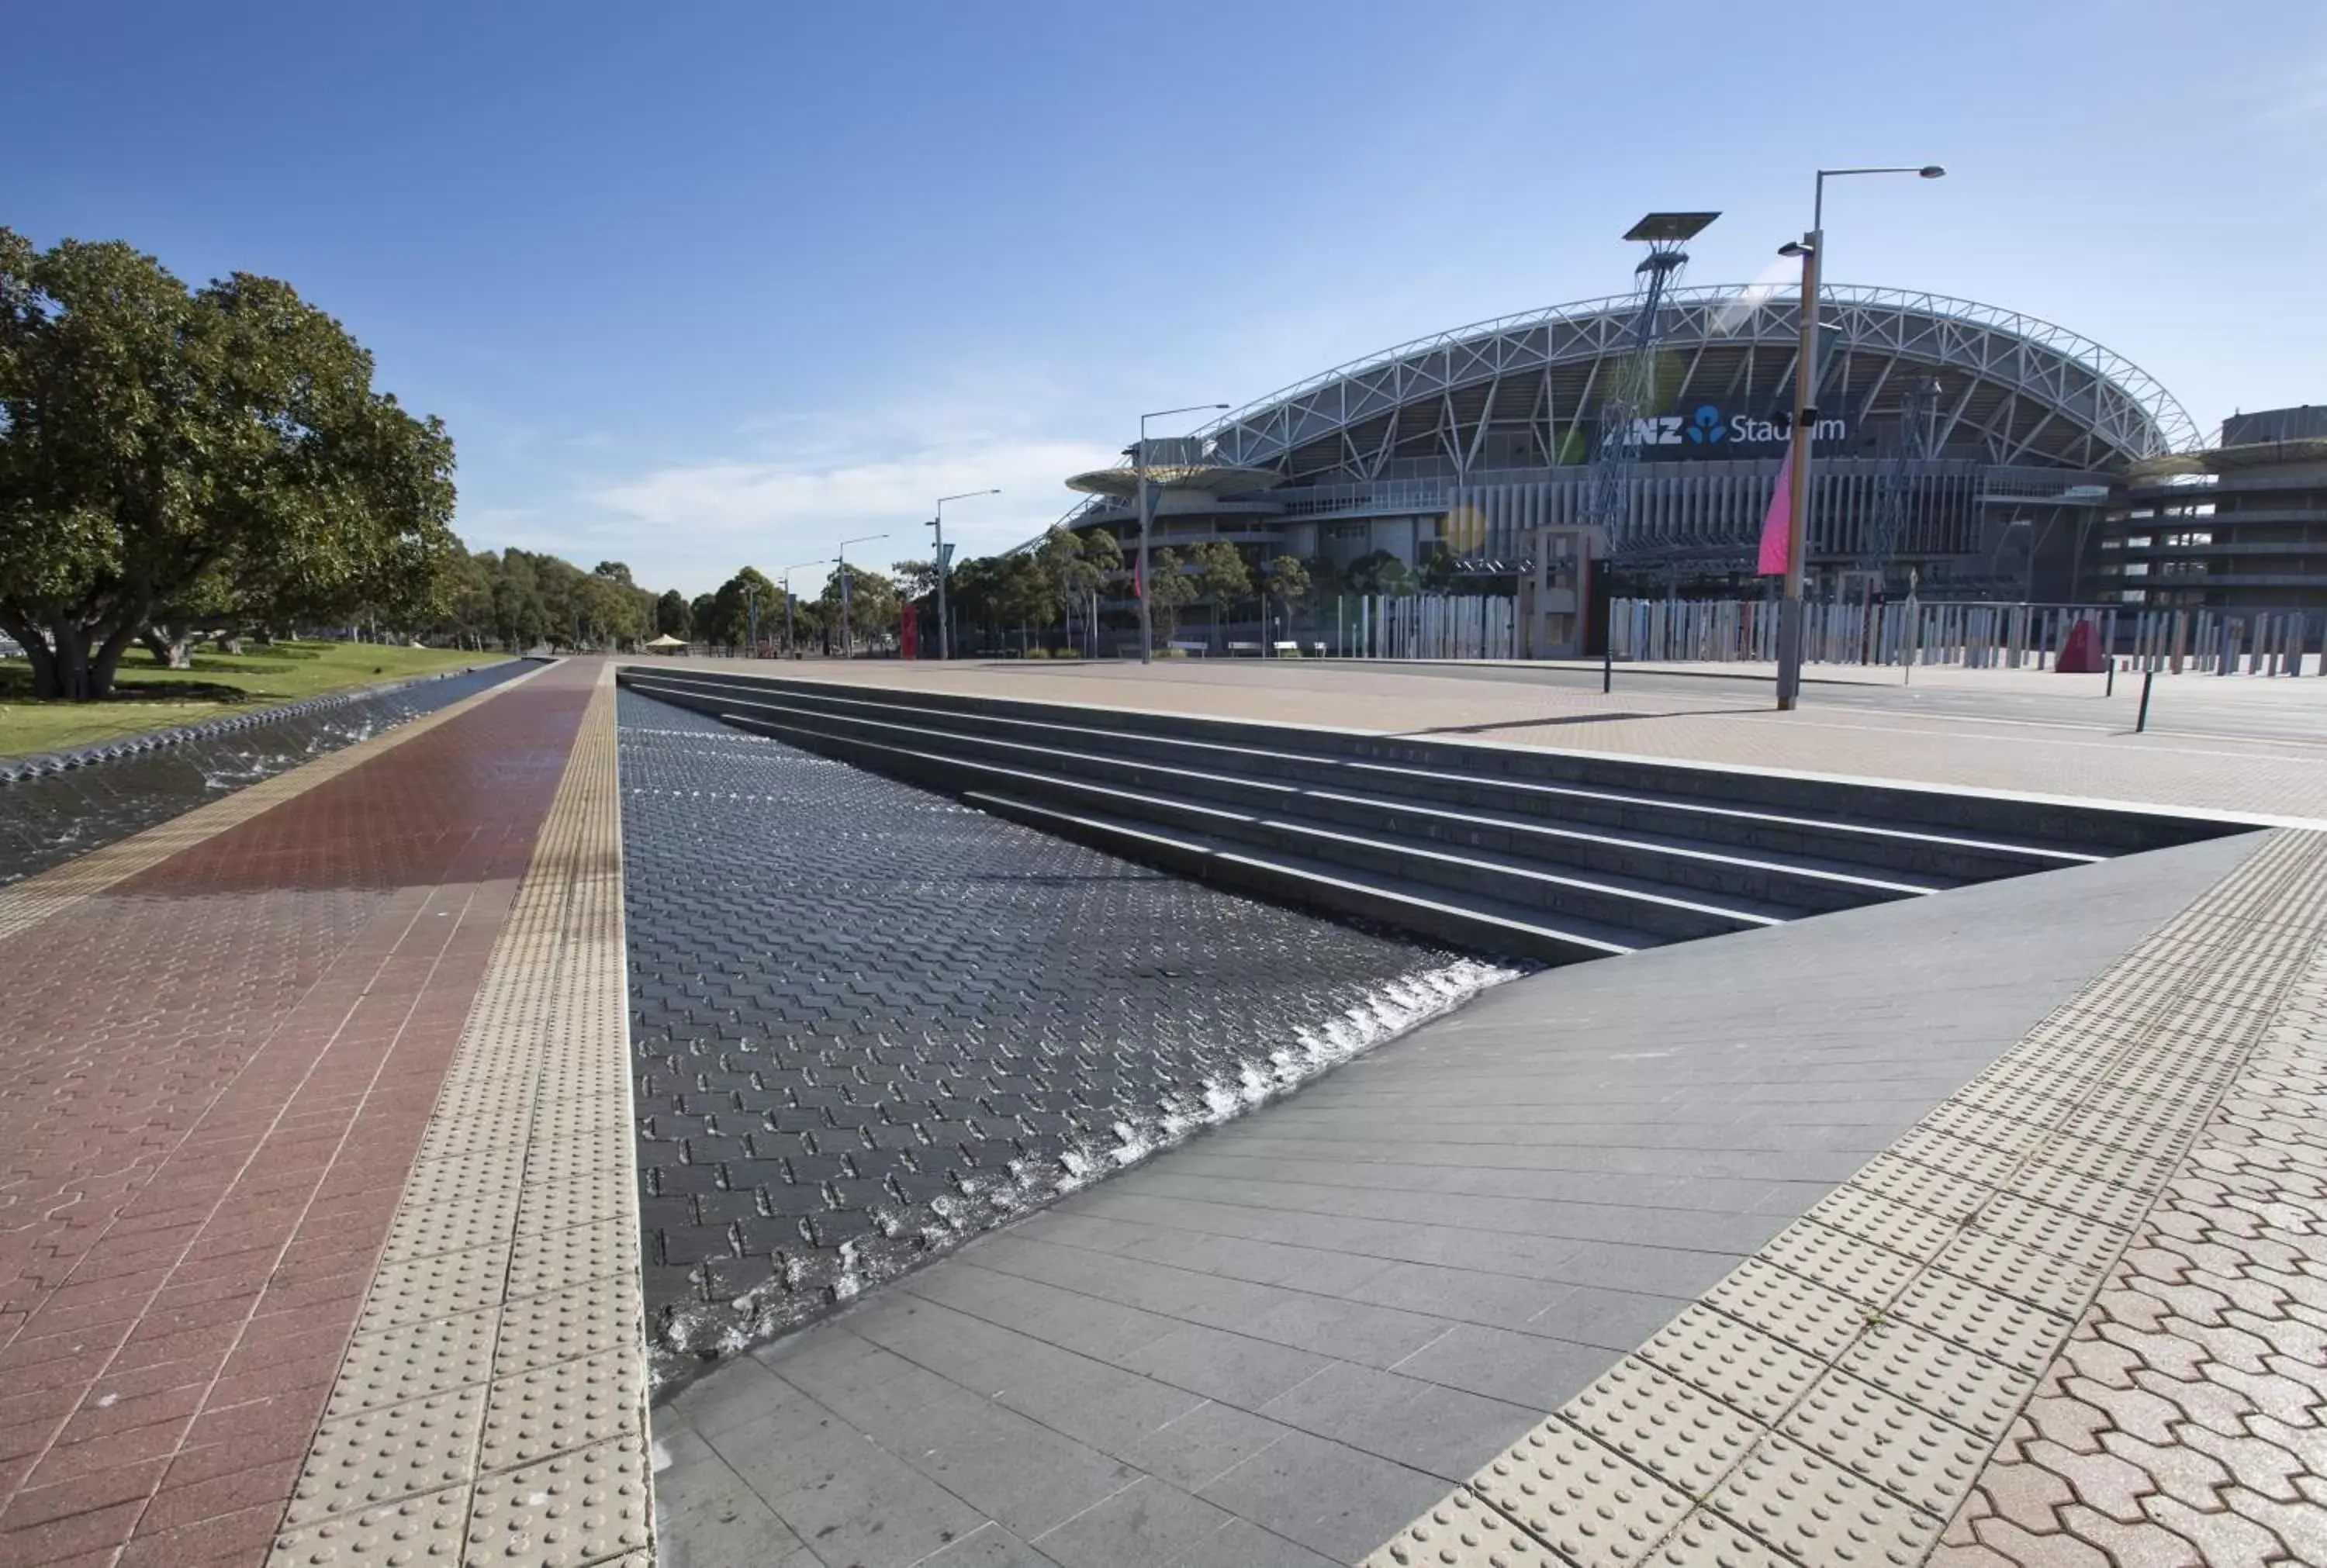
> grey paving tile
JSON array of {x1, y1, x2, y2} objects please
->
[
  {"x1": 1341, "y1": 1257, "x2": 1572, "y2": 1328},
  {"x1": 725, "y1": 1427, "x2": 989, "y2": 1568},
  {"x1": 1526, "y1": 1282, "x2": 1691, "y2": 1350},
  {"x1": 659, "y1": 1352, "x2": 800, "y2": 1441},
  {"x1": 1029, "y1": 1476, "x2": 1234, "y2": 1568},
  {"x1": 1125, "y1": 1401, "x2": 1297, "y2": 1494},
  {"x1": 660, "y1": 1478, "x2": 809, "y2": 1568},
  {"x1": 1388, "y1": 1321, "x2": 1613, "y2": 1410},
  {"x1": 849, "y1": 1291, "x2": 1208, "y2": 1455},
  {"x1": 1241, "y1": 1289, "x2": 1453, "y2": 1369},
  {"x1": 918, "y1": 1524, "x2": 1063, "y2": 1566},
  {"x1": 1196, "y1": 1427, "x2": 1448, "y2": 1563},
  {"x1": 1551, "y1": 1238, "x2": 1738, "y2": 1300},
  {"x1": 1161, "y1": 1518, "x2": 1341, "y2": 1568},
  {"x1": 1116, "y1": 1321, "x2": 1336, "y2": 1407},
  {"x1": 1255, "y1": 1359, "x2": 1540, "y2": 1482},
  {"x1": 893, "y1": 1392, "x2": 1140, "y2": 1539}
]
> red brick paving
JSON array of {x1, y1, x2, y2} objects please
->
[{"x1": 0, "y1": 660, "x2": 597, "y2": 1568}]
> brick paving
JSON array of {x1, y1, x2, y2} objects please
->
[
  {"x1": 1935, "y1": 844, "x2": 2327, "y2": 1566},
  {"x1": 0, "y1": 660, "x2": 595, "y2": 1568}
]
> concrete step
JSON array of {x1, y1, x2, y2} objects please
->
[
  {"x1": 961, "y1": 790, "x2": 1645, "y2": 967},
  {"x1": 629, "y1": 673, "x2": 2045, "y2": 890},
  {"x1": 618, "y1": 668, "x2": 2243, "y2": 966},
  {"x1": 713, "y1": 704, "x2": 1769, "y2": 945},
  {"x1": 694, "y1": 692, "x2": 1894, "y2": 924},
  {"x1": 631, "y1": 668, "x2": 2211, "y2": 855}
]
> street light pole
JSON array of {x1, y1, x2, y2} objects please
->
[
  {"x1": 931, "y1": 489, "x2": 1000, "y2": 661},
  {"x1": 1773, "y1": 164, "x2": 1945, "y2": 712},
  {"x1": 780, "y1": 560, "x2": 829, "y2": 659},
  {"x1": 1133, "y1": 403, "x2": 1230, "y2": 665},
  {"x1": 835, "y1": 533, "x2": 889, "y2": 658}
]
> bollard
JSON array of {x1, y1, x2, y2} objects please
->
[
  {"x1": 2135, "y1": 668, "x2": 2154, "y2": 734},
  {"x1": 1602, "y1": 639, "x2": 1613, "y2": 695},
  {"x1": 2106, "y1": 657, "x2": 2115, "y2": 699}
]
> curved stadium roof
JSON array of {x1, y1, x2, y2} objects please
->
[{"x1": 1182, "y1": 284, "x2": 2199, "y2": 484}]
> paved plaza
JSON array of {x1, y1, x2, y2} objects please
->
[{"x1": 1, "y1": 655, "x2": 2322, "y2": 1568}]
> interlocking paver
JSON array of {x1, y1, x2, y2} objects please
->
[{"x1": 0, "y1": 658, "x2": 594, "y2": 1568}]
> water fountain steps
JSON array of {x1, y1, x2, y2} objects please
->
[{"x1": 618, "y1": 668, "x2": 2237, "y2": 965}]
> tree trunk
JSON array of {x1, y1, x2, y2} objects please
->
[
  {"x1": 140, "y1": 623, "x2": 193, "y2": 669},
  {"x1": 0, "y1": 609, "x2": 61, "y2": 699}
]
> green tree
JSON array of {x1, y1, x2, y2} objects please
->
[
  {"x1": 1185, "y1": 540, "x2": 1250, "y2": 644},
  {"x1": 1345, "y1": 549, "x2": 1416, "y2": 597},
  {"x1": 820, "y1": 563, "x2": 897, "y2": 654},
  {"x1": 1051, "y1": 529, "x2": 1122, "y2": 651},
  {"x1": 1146, "y1": 547, "x2": 1198, "y2": 644},
  {"x1": 707, "y1": 568, "x2": 780, "y2": 651},
  {"x1": 0, "y1": 230, "x2": 458, "y2": 699},
  {"x1": 890, "y1": 558, "x2": 939, "y2": 603},
  {"x1": 655, "y1": 589, "x2": 692, "y2": 640},
  {"x1": 1264, "y1": 555, "x2": 1312, "y2": 644}
]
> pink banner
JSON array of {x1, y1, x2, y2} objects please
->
[{"x1": 1756, "y1": 454, "x2": 1793, "y2": 575}]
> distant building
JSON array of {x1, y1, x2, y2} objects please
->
[
  {"x1": 1060, "y1": 285, "x2": 2208, "y2": 654},
  {"x1": 2097, "y1": 406, "x2": 2327, "y2": 611}
]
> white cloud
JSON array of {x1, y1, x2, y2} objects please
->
[{"x1": 570, "y1": 408, "x2": 1122, "y2": 596}]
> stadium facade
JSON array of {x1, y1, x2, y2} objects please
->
[{"x1": 1062, "y1": 284, "x2": 2323, "y2": 652}]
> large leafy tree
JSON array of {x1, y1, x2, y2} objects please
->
[
  {"x1": 706, "y1": 567, "x2": 780, "y2": 651},
  {"x1": 820, "y1": 563, "x2": 897, "y2": 652},
  {"x1": 1264, "y1": 554, "x2": 1312, "y2": 641},
  {"x1": 0, "y1": 231, "x2": 459, "y2": 699},
  {"x1": 654, "y1": 588, "x2": 692, "y2": 639},
  {"x1": 1185, "y1": 540, "x2": 1251, "y2": 644}
]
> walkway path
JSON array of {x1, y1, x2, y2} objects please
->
[
  {"x1": 651, "y1": 830, "x2": 2280, "y2": 1566},
  {"x1": 0, "y1": 658, "x2": 651, "y2": 1568}
]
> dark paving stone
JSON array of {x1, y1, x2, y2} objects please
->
[{"x1": 617, "y1": 690, "x2": 1501, "y2": 1382}]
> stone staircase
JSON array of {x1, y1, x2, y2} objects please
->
[{"x1": 617, "y1": 667, "x2": 2239, "y2": 965}]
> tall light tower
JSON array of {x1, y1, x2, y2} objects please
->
[
  {"x1": 1773, "y1": 164, "x2": 1945, "y2": 711},
  {"x1": 929, "y1": 489, "x2": 999, "y2": 661},
  {"x1": 835, "y1": 533, "x2": 888, "y2": 658},
  {"x1": 1582, "y1": 212, "x2": 1719, "y2": 566},
  {"x1": 1134, "y1": 403, "x2": 1229, "y2": 665},
  {"x1": 780, "y1": 559, "x2": 829, "y2": 658}
]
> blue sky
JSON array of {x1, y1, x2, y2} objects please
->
[{"x1": 10, "y1": 1, "x2": 2325, "y2": 597}]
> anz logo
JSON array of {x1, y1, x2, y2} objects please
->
[{"x1": 1623, "y1": 404, "x2": 1846, "y2": 448}]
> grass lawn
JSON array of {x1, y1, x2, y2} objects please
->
[{"x1": 0, "y1": 640, "x2": 510, "y2": 759}]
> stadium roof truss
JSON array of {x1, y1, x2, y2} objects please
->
[{"x1": 1190, "y1": 285, "x2": 2200, "y2": 487}]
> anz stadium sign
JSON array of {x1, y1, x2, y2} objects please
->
[{"x1": 1617, "y1": 403, "x2": 1849, "y2": 454}]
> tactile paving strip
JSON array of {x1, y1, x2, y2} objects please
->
[
  {"x1": 1366, "y1": 828, "x2": 2327, "y2": 1568},
  {"x1": 266, "y1": 667, "x2": 653, "y2": 1566}
]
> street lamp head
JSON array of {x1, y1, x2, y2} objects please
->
[
  {"x1": 1778, "y1": 240, "x2": 1813, "y2": 258},
  {"x1": 1918, "y1": 165, "x2": 1947, "y2": 179}
]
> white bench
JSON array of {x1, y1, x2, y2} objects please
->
[
  {"x1": 1167, "y1": 641, "x2": 1209, "y2": 657},
  {"x1": 1226, "y1": 641, "x2": 1264, "y2": 656}
]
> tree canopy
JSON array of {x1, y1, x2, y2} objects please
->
[{"x1": 0, "y1": 230, "x2": 462, "y2": 699}]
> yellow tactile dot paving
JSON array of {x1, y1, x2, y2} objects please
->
[
  {"x1": 1368, "y1": 828, "x2": 2327, "y2": 1568},
  {"x1": 266, "y1": 667, "x2": 652, "y2": 1568},
  {"x1": 1565, "y1": 1358, "x2": 1763, "y2": 1497},
  {"x1": 1361, "y1": 1485, "x2": 1564, "y2": 1566}
]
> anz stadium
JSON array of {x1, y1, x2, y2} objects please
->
[{"x1": 1063, "y1": 281, "x2": 2212, "y2": 652}]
